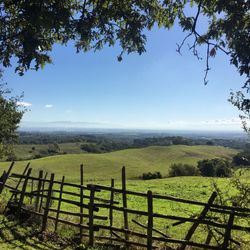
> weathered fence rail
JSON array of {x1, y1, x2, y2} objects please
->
[{"x1": 0, "y1": 162, "x2": 249, "y2": 250}]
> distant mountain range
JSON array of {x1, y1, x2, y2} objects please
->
[{"x1": 19, "y1": 121, "x2": 246, "y2": 139}]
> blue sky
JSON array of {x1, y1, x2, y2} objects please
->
[{"x1": 4, "y1": 23, "x2": 245, "y2": 131}]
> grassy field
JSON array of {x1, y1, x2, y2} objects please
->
[
  {"x1": 0, "y1": 145, "x2": 237, "y2": 182},
  {"x1": 4, "y1": 172, "x2": 245, "y2": 249},
  {"x1": 1, "y1": 145, "x2": 249, "y2": 249},
  {"x1": 0, "y1": 215, "x2": 64, "y2": 250},
  {"x1": 9, "y1": 143, "x2": 85, "y2": 161},
  {"x1": 1, "y1": 173, "x2": 249, "y2": 249}
]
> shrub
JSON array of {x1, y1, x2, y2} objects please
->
[
  {"x1": 34, "y1": 154, "x2": 42, "y2": 159},
  {"x1": 169, "y1": 163, "x2": 199, "y2": 177},
  {"x1": 80, "y1": 144, "x2": 101, "y2": 153},
  {"x1": 142, "y1": 171, "x2": 162, "y2": 180},
  {"x1": 47, "y1": 143, "x2": 60, "y2": 154},
  {"x1": 216, "y1": 164, "x2": 232, "y2": 177},
  {"x1": 198, "y1": 158, "x2": 232, "y2": 177},
  {"x1": 232, "y1": 152, "x2": 250, "y2": 166},
  {"x1": 197, "y1": 159, "x2": 216, "y2": 177},
  {"x1": 206, "y1": 140, "x2": 214, "y2": 145},
  {"x1": 6, "y1": 153, "x2": 17, "y2": 162}
]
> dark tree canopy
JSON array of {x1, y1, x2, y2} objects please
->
[
  {"x1": 0, "y1": 0, "x2": 249, "y2": 128},
  {"x1": 1, "y1": 1, "x2": 249, "y2": 78},
  {"x1": 1, "y1": 0, "x2": 169, "y2": 74},
  {"x1": 0, "y1": 75, "x2": 24, "y2": 158},
  {"x1": 198, "y1": 158, "x2": 232, "y2": 177},
  {"x1": 233, "y1": 151, "x2": 250, "y2": 166}
]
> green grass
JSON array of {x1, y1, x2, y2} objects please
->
[
  {"x1": 33, "y1": 172, "x2": 248, "y2": 249},
  {"x1": 0, "y1": 215, "x2": 68, "y2": 250},
  {"x1": 0, "y1": 145, "x2": 237, "y2": 182},
  {"x1": 1, "y1": 145, "x2": 248, "y2": 249},
  {"x1": 1, "y1": 172, "x2": 250, "y2": 249},
  {"x1": 9, "y1": 143, "x2": 85, "y2": 161}
]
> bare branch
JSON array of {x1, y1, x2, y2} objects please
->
[
  {"x1": 192, "y1": 0, "x2": 202, "y2": 32},
  {"x1": 204, "y1": 43, "x2": 210, "y2": 85},
  {"x1": 176, "y1": 33, "x2": 192, "y2": 55},
  {"x1": 176, "y1": 0, "x2": 230, "y2": 85}
]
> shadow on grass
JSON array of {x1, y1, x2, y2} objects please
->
[{"x1": 0, "y1": 216, "x2": 68, "y2": 249}]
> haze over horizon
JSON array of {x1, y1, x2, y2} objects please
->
[{"x1": 19, "y1": 119, "x2": 243, "y2": 132}]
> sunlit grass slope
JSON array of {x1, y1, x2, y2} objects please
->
[
  {"x1": 11, "y1": 142, "x2": 85, "y2": 160},
  {"x1": 0, "y1": 145, "x2": 237, "y2": 182}
]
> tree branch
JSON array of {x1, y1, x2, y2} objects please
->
[{"x1": 176, "y1": 0, "x2": 230, "y2": 85}]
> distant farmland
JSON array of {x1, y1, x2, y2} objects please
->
[{"x1": 0, "y1": 145, "x2": 237, "y2": 182}]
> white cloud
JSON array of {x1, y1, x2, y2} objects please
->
[
  {"x1": 45, "y1": 104, "x2": 53, "y2": 108},
  {"x1": 17, "y1": 101, "x2": 32, "y2": 107}
]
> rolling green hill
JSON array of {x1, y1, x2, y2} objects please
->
[
  {"x1": 0, "y1": 145, "x2": 237, "y2": 182},
  {"x1": 0, "y1": 145, "x2": 249, "y2": 249},
  {"x1": 6, "y1": 142, "x2": 86, "y2": 161}
]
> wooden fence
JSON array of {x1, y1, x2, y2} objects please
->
[{"x1": 0, "y1": 162, "x2": 249, "y2": 250}]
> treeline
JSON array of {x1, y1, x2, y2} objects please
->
[
  {"x1": 19, "y1": 132, "x2": 99, "y2": 144},
  {"x1": 78, "y1": 136, "x2": 193, "y2": 153},
  {"x1": 18, "y1": 132, "x2": 250, "y2": 153},
  {"x1": 232, "y1": 150, "x2": 250, "y2": 166},
  {"x1": 133, "y1": 136, "x2": 191, "y2": 147},
  {"x1": 169, "y1": 158, "x2": 233, "y2": 178},
  {"x1": 80, "y1": 141, "x2": 131, "y2": 153},
  {"x1": 75, "y1": 136, "x2": 250, "y2": 153},
  {"x1": 133, "y1": 136, "x2": 250, "y2": 150},
  {"x1": 141, "y1": 155, "x2": 250, "y2": 180},
  {"x1": 10, "y1": 132, "x2": 249, "y2": 162}
]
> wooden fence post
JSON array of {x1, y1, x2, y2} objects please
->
[
  {"x1": 0, "y1": 161, "x2": 15, "y2": 194},
  {"x1": 35, "y1": 170, "x2": 43, "y2": 212},
  {"x1": 55, "y1": 176, "x2": 65, "y2": 232},
  {"x1": 42, "y1": 173, "x2": 54, "y2": 232},
  {"x1": 6, "y1": 161, "x2": 15, "y2": 176},
  {"x1": 79, "y1": 164, "x2": 84, "y2": 242},
  {"x1": 109, "y1": 178, "x2": 115, "y2": 241},
  {"x1": 88, "y1": 184, "x2": 96, "y2": 247},
  {"x1": 122, "y1": 166, "x2": 129, "y2": 246},
  {"x1": 0, "y1": 171, "x2": 7, "y2": 194},
  {"x1": 221, "y1": 210, "x2": 235, "y2": 250},
  {"x1": 39, "y1": 172, "x2": 48, "y2": 212},
  {"x1": 179, "y1": 191, "x2": 217, "y2": 250},
  {"x1": 147, "y1": 191, "x2": 153, "y2": 250},
  {"x1": 12, "y1": 163, "x2": 30, "y2": 201},
  {"x1": 3, "y1": 163, "x2": 30, "y2": 215},
  {"x1": 30, "y1": 179, "x2": 34, "y2": 204},
  {"x1": 18, "y1": 168, "x2": 32, "y2": 217}
]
